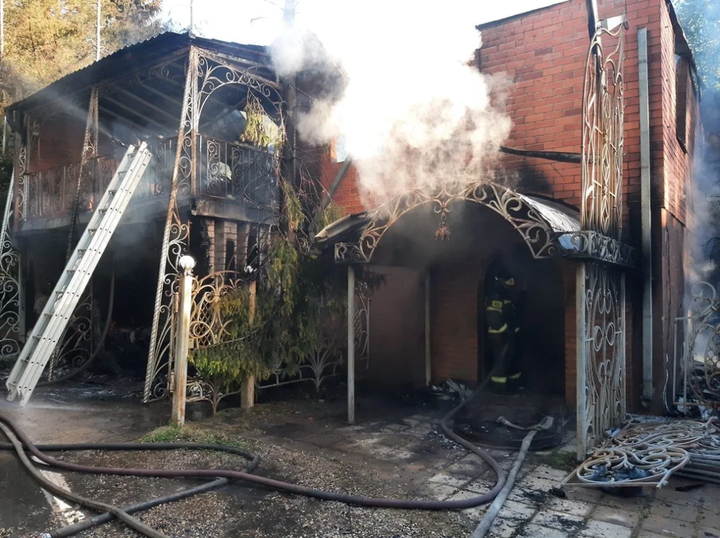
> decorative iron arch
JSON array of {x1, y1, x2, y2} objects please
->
[
  {"x1": 333, "y1": 182, "x2": 578, "y2": 264},
  {"x1": 195, "y1": 49, "x2": 284, "y2": 128}
]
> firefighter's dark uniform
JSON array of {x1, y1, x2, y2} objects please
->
[{"x1": 485, "y1": 275, "x2": 522, "y2": 392}]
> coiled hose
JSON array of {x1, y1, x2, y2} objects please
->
[{"x1": 0, "y1": 382, "x2": 506, "y2": 537}]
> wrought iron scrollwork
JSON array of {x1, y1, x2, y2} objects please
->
[
  {"x1": 144, "y1": 47, "x2": 199, "y2": 403},
  {"x1": 144, "y1": 203, "x2": 190, "y2": 402},
  {"x1": 557, "y1": 230, "x2": 636, "y2": 267},
  {"x1": 182, "y1": 270, "x2": 245, "y2": 412},
  {"x1": 196, "y1": 51, "x2": 281, "y2": 121},
  {"x1": 334, "y1": 182, "x2": 561, "y2": 264},
  {"x1": 672, "y1": 282, "x2": 720, "y2": 408},
  {"x1": 45, "y1": 289, "x2": 100, "y2": 381},
  {"x1": 0, "y1": 171, "x2": 21, "y2": 361},
  {"x1": 577, "y1": 19, "x2": 628, "y2": 457}
]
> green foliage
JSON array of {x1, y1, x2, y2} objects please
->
[
  {"x1": 673, "y1": 0, "x2": 720, "y2": 89},
  {"x1": 240, "y1": 93, "x2": 280, "y2": 149},
  {"x1": 189, "y1": 199, "x2": 357, "y2": 402},
  {"x1": 139, "y1": 425, "x2": 254, "y2": 449},
  {"x1": 0, "y1": 0, "x2": 164, "y2": 109}
]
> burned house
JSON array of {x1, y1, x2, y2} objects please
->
[
  {"x1": 0, "y1": 32, "x2": 282, "y2": 402},
  {"x1": 0, "y1": 0, "x2": 706, "y2": 459},
  {"x1": 316, "y1": 0, "x2": 700, "y2": 455}
]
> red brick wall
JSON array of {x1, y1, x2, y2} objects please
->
[
  {"x1": 29, "y1": 116, "x2": 85, "y2": 173},
  {"x1": 365, "y1": 266, "x2": 426, "y2": 386},
  {"x1": 431, "y1": 261, "x2": 481, "y2": 383}
]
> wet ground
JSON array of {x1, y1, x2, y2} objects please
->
[
  {"x1": 2, "y1": 381, "x2": 720, "y2": 537},
  {"x1": 0, "y1": 377, "x2": 169, "y2": 537}
]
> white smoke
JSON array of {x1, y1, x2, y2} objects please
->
[{"x1": 270, "y1": 1, "x2": 512, "y2": 206}]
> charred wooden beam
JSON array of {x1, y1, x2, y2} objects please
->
[
  {"x1": 116, "y1": 88, "x2": 179, "y2": 123},
  {"x1": 137, "y1": 82, "x2": 184, "y2": 107},
  {"x1": 103, "y1": 96, "x2": 169, "y2": 131},
  {"x1": 499, "y1": 146, "x2": 582, "y2": 164}
]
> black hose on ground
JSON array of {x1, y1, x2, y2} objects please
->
[
  {"x1": 48, "y1": 478, "x2": 230, "y2": 538},
  {"x1": 0, "y1": 382, "x2": 506, "y2": 537},
  {"x1": 0, "y1": 440, "x2": 260, "y2": 537},
  {"x1": 0, "y1": 421, "x2": 168, "y2": 538}
]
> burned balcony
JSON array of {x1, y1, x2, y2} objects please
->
[
  {"x1": 14, "y1": 133, "x2": 279, "y2": 231},
  {"x1": 16, "y1": 139, "x2": 176, "y2": 229},
  {"x1": 197, "y1": 135, "x2": 278, "y2": 209},
  {"x1": 8, "y1": 33, "x2": 284, "y2": 233}
]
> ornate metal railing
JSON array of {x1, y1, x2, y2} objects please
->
[
  {"x1": 196, "y1": 135, "x2": 278, "y2": 209},
  {"x1": 260, "y1": 289, "x2": 371, "y2": 391},
  {"x1": 672, "y1": 282, "x2": 720, "y2": 410},
  {"x1": 16, "y1": 135, "x2": 278, "y2": 227},
  {"x1": 16, "y1": 139, "x2": 176, "y2": 224},
  {"x1": 576, "y1": 17, "x2": 628, "y2": 457}
]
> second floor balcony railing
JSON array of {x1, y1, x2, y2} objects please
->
[
  {"x1": 196, "y1": 135, "x2": 279, "y2": 211},
  {"x1": 17, "y1": 138, "x2": 176, "y2": 225},
  {"x1": 16, "y1": 135, "x2": 278, "y2": 227}
]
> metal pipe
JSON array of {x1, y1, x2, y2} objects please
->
[
  {"x1": 425, "y1": 268, "x2": 431, "y2": 386},
  {"x1": 321, "y1": 157, "x2": 353, "y2": 209},
  {"x1": 96, "y1": 0, "x2": 101, "y2": 61},
  {"x1": 347, "y1": 264, "x2": 355, "y2": 424},
  {"x1": 638, "y1": 27, "x2": 654, "y2": 407},
  {"x1": 586, "y1": 0, "x2": 600, "y2": 37},
  {"x1": 499, "y1": 146, "x2": 581, "y2": 164}
]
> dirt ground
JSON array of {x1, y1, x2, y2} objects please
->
[{"x1": 2, "y1": 380, "x2": 720, "y2": 538}]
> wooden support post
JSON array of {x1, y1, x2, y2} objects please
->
[
  {"x1": 347, "y1": 265, "x2": 355, "y2": 424},
  {"x1": 171, "y1": 255, "x2": 195, "y2": 426},
  {"x1": 241, "y1": 279, "x2": 257, "y2": 409},
  {"x1": 425, "y1": 268, "x2": 431, "y2": 386}
]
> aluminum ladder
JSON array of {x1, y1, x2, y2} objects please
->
[{"x1": 5, "y1": 143, "x2": 152, "y2": 405}]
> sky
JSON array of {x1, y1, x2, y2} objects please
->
[{"x1": 161, "y1": 0, "x2": 571, "y2": 45}]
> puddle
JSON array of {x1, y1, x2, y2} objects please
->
[{"x1": 0, "y1": 453, "x2": 54, "y2": 532}]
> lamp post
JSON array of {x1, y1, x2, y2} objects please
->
[{"x1": 171, "y1": 255, "x2": 195, "y2": 426}]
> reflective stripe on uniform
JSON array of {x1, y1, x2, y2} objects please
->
[
  {"x1": 515, "y1": 327, "x2": 520, "y2": 333},
  {"x1": 491, "y1": 376, "x2": 507, "y2": 384},
  {"x1": 488, "y1": 324, "x2": 508, "y2": 334},
  {"x1": 509, "y1": 372, "x2": 522, "y2": 380}
]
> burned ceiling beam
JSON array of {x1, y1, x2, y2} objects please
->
[
  {"x1": 99, "y1": 105, "x2": 156, "y2": 133},
  {"x1": 499, "y1": 146, "x2": 582, "y2": 164},
  {"x1": 116, "y1": 88, "x2": 180, "y2": 123},
  {"x1": 103, "y1": 96, "x2": 170, "y2": 131},
  {"x1": 137, "y1": 82, "x2": 184, "y2": 107}
]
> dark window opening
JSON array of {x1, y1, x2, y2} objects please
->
[
  {"x1": 247, "y1": 227, "x2": 258, "y2": 271},
  {"x1": 676, "y1": 55, "x2": 689, "y2": 152},
  {"x1": 225, "y1": 239, "x2": 236, "y2": 271}
]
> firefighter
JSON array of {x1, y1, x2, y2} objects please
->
[{"x1": 485, "y1": 269, "x2": 523, "y2": 393}]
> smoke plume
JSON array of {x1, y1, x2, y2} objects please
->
[
  {"x1": 270, "y1": 1, "x2": 512, "y2": 206},
  {"x1": 677, "y1": 0, "x2": 720, "y2": 290}
]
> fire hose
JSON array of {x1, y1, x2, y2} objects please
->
[
  {"x1": 0, "y1": 382, "x2": 507, "y2": 538},
  {"x1": 471, "y1": 416, "x2": 554, "y2": 538}
]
